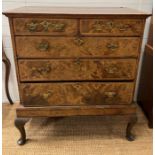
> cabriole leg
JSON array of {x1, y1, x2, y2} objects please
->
[
  {"x1": 14, "y1": 118, "x2": 30, "y2": 145},
  {"x1": 126, "y1": 115, "x2": 137, "y2": 141}
]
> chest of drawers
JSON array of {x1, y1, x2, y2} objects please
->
[{"x1": 3, "y1": 6, "x2": 150, "y2": 145}]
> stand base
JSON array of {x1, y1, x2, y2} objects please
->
[{"x1": 15, "y1": 104, "x2": 137, "y2": 145}]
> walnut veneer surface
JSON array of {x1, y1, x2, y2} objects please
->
[{"x1": 3, "y1": 7, "x2": 151, "y2": 145}]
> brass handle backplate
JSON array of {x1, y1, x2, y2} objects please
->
[
  {"x1": 26, "y1": 20, "x2": 66, "y2": 32},
  {"x1": 93, "y1": 21, "x2": 114, "y2": 32},
  {"x1": 37, "y1": 41, "x2": 49, "y2": 51},
  {"x1": 92, "y1": 20, "x2": 131, "y2": 32},
  {"x1": 27, "y1": 22, "x2": 38, "y2": 32},
  {"x1": 73, "y1": 38, "x2": 85, "y2": 46},
  {"x1": 31, "y1": 64, "x2": 51, "y2": 75}
]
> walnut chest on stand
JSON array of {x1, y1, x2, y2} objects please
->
[{"x1": 3, "y1": 7, "x2": 150, "y2": 145}]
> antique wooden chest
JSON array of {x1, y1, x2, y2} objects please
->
[{"x1": 3, "y1": 7, "x2": 150, "y2": 145}]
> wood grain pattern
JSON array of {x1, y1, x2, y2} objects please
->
[
  {"x1": 18, "y1": 59, "x2": 137, "y2": 81},
  {"x1": 80, "y1": 19, "x2": 144, "y2": 36},
  {"x1": 16, "y1": 36, "x2": 140, "y2": 58},
  {"x1": 16, "y1": 104, "x2": 136, "y2": 117},
  {"x1": 13, "y1": 18, "x2": 78, "y2": 36},
  {"x1": 20, "y1": 82, "x2": 134, "y2": 106}
]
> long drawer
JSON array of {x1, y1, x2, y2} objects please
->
[
  {"x1": 20, "y1": 82, "x2": 134, "y2": 106},
  {"x1": 13, "y1": 18, "x2": 78, "y2": 36},
  {"x1": 18, "y1": 59, "x2": 137, "y2": 81},
  {"x1": 80, "y1": 19, "x2": 144, "y2": 36},
  {"x1": 16, "y1": 36, "x2": 140, "y2": 58}
]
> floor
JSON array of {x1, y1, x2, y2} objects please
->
[{"x1": 2, "y1": 103, "x2": 152, "y2": 155}]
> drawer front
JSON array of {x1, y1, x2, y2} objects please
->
[
  {"x1": 13, "y1": 18, "x2": 78, "y2": 35},
  {"x1": 80, "y1": 19, "x2": 144, "y2": 36},
  {"x1": 18, "y1": 59, "x2": 137, "y2": 81},
  {"x1": 20, "y1": 82, "x2": 134, "y2": 106},
  {"x1": 16, "y1": 36, "x2": 140, "y2": 58}
]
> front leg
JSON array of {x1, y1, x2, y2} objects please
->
[
  {"x1": 126, "y1": 115, "x2": 137, "y2": 141},
  {"x1": 14, "y1": 118, "x2": 30, "y2": 145}
]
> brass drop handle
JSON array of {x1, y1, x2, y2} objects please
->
[
  {"x1": 74, "y1": 58, "x2": 81, "y2": 65},
  {"x1": 37, "y1": 41, "x2": 49, "y2": 51},
  {"x1": 51, "y1": 23, "x2": 66, "y2": 31},
  {"x1": 31, "y1": 64, "x2": 51, "y2": 75},
  {"x1": 106, "y1": 43, "x2": 119, "y2": 50},
  {"x1": 106, "y1": 21, "x2": 114, "y2": 27},
  {"x1": 93, "y1": 21, "x2": 103, "y2": 32},
  {"x1": 104, "y1": 92, "x2": 116, "y2": 98},
  {"x1": 119, "y1": 27, "x2": 127, "y2": 31},
  {"x1": 40, "y1": 21, "x2": 51, "y2": 31},
  {"x1": 74, "y1": 84, "x2": 81, "y2": 89},
  {"x1": 73, "y1": 38, "x2": 85, "y2": 46},
  {"x1": 42, "y1": 90, "x2": 52, "y2": 99},
  {"x1": 27, "y1": 22, "x2": 38, "y2": 32},
  {"x1": 105, "y1": 66, "x2": 118, "y2": 74},
  {"x1": 118, "y1": 24, "x2": 130, "y2": 31},
  {"x1": 94, "y1": 25, "x2": 103, "y2": 31}
]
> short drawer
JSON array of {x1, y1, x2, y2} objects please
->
[
  {"x1": 20, "y1": 82, "x2": 134, "y2": 106},
  {"x1": 18, "y1": 59, "x2": 137, "y2": 81},
  {"x1": 80, "y1": 19, "x2": 144, "y2": 36},
  {"x1": 16, "y1": 36, "x2": 140, "y2": 58},
  {"x1": 13, "y1": 18, "x2": 78, "y2": 36}
]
